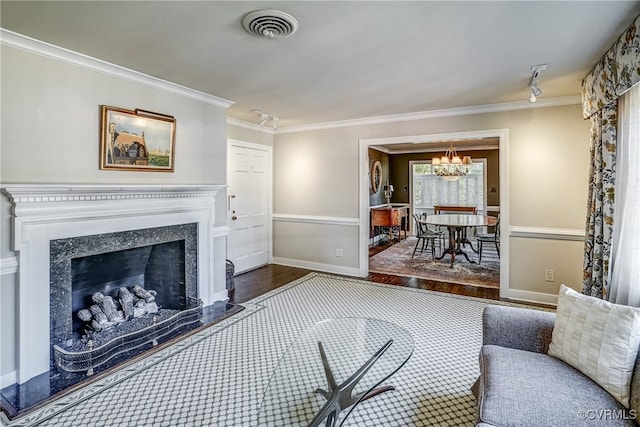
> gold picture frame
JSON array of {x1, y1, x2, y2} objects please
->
[{"x1": 100, "y1": 105, "x2": 176, "y2": 172}]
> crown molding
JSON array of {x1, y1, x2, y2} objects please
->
[
  {"x1": 1, "y1": 29, "x2": 234, "y2": 109},
  {"x1": 2, "y1": 29, "x2": 581, "y2": 132},
  {"x1": 371, "y1": 144, "x2": 499, "y2": 155},
  {"x1": 274, "y1": 95, "x2": 582, "y2": 134},
  {"x1": 226, "y1": 117, "x2": 275, "y2": 134}
]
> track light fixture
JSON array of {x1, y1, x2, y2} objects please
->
[
  {"x1": 528, "y1": 64, "x2": 547, "y2": 103},
  {"x1": 251, "y1": 109, "x2": 279, "y2": 129}
]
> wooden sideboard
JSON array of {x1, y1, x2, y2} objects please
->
[{"x1": 371, "y1": 206, "x2": 408, "y2": 240}]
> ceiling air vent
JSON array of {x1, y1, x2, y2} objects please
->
[{"x1": 242, "y1": 9, "x2": 299, "y2": 39}]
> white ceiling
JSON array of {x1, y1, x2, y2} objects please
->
[{"x1": 2, "y1": 1, "x2": 639, "y2": 128}]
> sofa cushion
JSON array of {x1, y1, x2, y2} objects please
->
[
  {"x1": 548, "y1": 285, "x2": 640, "y2": 408},
  {"x1": 477, "y1": 345, "x2": 637, "y2": 426}
]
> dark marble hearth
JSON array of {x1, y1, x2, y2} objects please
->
[{"x1": 1, "y1": 301, "x2": 244, "y2": 421}]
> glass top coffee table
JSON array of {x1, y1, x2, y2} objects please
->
[{"x1": 258, "y1": 318, "x2": 414, "y2": 427}]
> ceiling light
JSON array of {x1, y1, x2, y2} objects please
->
[
  {"x1": 431, "y1": 144, "x2": 473, "y2": 181},
  {"x1": 251, "y1": 109, "x2": 279, "y2": 129},
  {"x1": 531, "y1": 81, "x2": 542, "y2": 97},
  {"x1": 528, "y1": 64, "x2": 547, "y2": 103}
]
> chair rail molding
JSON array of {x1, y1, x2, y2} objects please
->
[
  {"x1": 272, "y1": 213, "x2": 359, "y2": 227},
  {"x1": 1, "y1": 256, "x2": 18, "y2": 276},
  {"x1": 510, "y1": 226, "x2": 585, "y2": 241}
]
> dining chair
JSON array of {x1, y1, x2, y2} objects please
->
[
  {"x1": 412, "y1": 213, "x2": 438, "y2": 259},
  {"x1": 420, "y1": 212, "x2": 447, "y2": 248},
  {"x1": 477, "y1": 214, "x2": 500, "y2": 263}
]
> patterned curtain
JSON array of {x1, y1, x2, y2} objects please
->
[
  {"x1": 581, "y1": 15, "x2": 640, "y2": 299},
  {"x1": 582, "y1": 105, "x2": 617, "y2": 298}
]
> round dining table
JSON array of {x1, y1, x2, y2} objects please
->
[{"x1": 420, "y1": 214, "x2": 498, "y2": 267}]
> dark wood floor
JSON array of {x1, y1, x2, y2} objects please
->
[{"x1": 231, "y1": 262, "x2": 502, "y2": 304}]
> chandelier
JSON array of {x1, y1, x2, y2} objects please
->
[{"x1": 431, "y1": 144, "x2": 473, "y2": 181}]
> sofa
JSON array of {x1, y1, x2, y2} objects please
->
[{"x1": 472, "y1": 304, "x2": 640, "y2": 426}]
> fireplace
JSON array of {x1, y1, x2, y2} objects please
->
[
  {"x1": 2, "y1": 184, "x2": 228, "y2": 385},
  {"x1": 47, "y1": 223, "x2": 201, "y2": 375}
]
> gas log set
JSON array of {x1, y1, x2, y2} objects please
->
[
  {"x1": 77, "y1": 285, "x2": 159, "y2": 333},
  {"x1": 53, "y1": 283, "x2": 203, "y2": 376}
]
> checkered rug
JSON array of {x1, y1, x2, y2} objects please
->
[{"x1": 5, "y1": 273, "x2": 497, "y2": 427}]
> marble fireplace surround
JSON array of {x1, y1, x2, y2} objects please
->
[{"x1": 2, "y1": 184, "x2": 227, "y2": 385}]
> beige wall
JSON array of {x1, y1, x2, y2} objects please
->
[
  {"x1": 227, "y1": 123, "x2": 274, "y2": 147},
  {"x1": 0, "y1": 45, "x2": 230, "y2": 380},
  {"x1": 272, "y1": 104, "x2": 591, "y2": 301}
]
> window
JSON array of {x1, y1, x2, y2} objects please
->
[{"x1": 411, "y1": 160, "x2": 487, "y2": 215}]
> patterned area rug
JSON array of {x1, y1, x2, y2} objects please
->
[
  {"x1": 5, "y1": 273, "x2": 501, "y2": 427},
  {"x1": 370, "y1": 237, "x2": 500, "y2": 288}
]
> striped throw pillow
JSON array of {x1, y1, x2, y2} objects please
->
[{"x1": 548, "y1": 285, "x2": 640, "y2": 408}]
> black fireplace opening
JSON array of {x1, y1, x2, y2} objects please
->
[{"x1": 70, "y1": 240, "x2": 186, "y2": 337}]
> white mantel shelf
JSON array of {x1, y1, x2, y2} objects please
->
[
  {"x1": 2, "y1": 183, "x2": 228, "y2": 385},
  {"x1": 3, "y1": 183, "x2": 226, "y2": 203}
]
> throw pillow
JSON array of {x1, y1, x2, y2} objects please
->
[{"x1": 548, "y1": 284, "x2": 640, "y2": 408}]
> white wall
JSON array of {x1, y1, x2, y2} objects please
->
[
  {"x1": 272, "y1": 104, "x2": 591, "y2": 304},
  {"x1": 0, "y1": 41, "x2": 231, "y2": 383}
]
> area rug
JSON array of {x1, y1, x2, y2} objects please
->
[
  {"x1": 370, "y1": 237, "x2": 500, "y2": 288},
  {"x1": 3, "y1": 273, "x2": 509, "y2": 427}
]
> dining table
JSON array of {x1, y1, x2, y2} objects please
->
[{"x1": 420, "y1": 214, "x2": 498, "y2": 267}]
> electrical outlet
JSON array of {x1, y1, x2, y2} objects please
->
[
  {"x1": 335, "y1": 248, "x2": 343, "y2": 257},
  {"x1": 545, "y1": 269, "x2": 555, "y2": 282}
]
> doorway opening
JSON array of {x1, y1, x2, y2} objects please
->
[{"x1": 359, "y1": 130, "x2": 508, "y2": 298}]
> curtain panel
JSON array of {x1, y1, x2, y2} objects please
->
[
  {"x1": 580, "y1": 15, "x2": 639, "y2": 299},
  {"x1": 609, "y1": 85, "x2": 640, "y2": 306},
  {"x1": 582, "y1": 105, "x2": 617, "y2": 299}
]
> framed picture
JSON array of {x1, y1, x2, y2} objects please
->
[
  {"x1": 370, "y1": 160, "x2": 382, "y2": 193},
  {"x1": 100, "y1": 105, "x2": 176, "y2": 172}
]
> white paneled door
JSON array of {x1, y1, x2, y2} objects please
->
[{"x1": 227, "y1": 141, "x2": 271, "y2": 274}]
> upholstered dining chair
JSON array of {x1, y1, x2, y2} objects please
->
[
  {"x1": 477, "y1": 214, "x2": 500, "y2": 263},
  {"x1": 412, "y1": 213, "x2": 438, "y2": 259}
]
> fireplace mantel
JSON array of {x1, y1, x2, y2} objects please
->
[{"x1": 2, "y1": 184, "x2": 227, "y2": 384}]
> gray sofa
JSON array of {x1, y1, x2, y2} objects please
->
[{"x1": 472, "y1": 305, "x2": 640, "y2": 426}]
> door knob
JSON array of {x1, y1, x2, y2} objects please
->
[{"x1": 232, "y1": 215, "x2": 238, "y2": 221}]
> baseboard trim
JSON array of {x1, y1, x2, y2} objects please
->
[
  {"x1": 1, "y1": 370, "x2": 17, "y2": 388},
  {"x1": 505, "y1": 288, "x2": 558, "y2": 306},
  {"x1": 271, "y1": 257, "x2": 362, "y2": 278}
]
